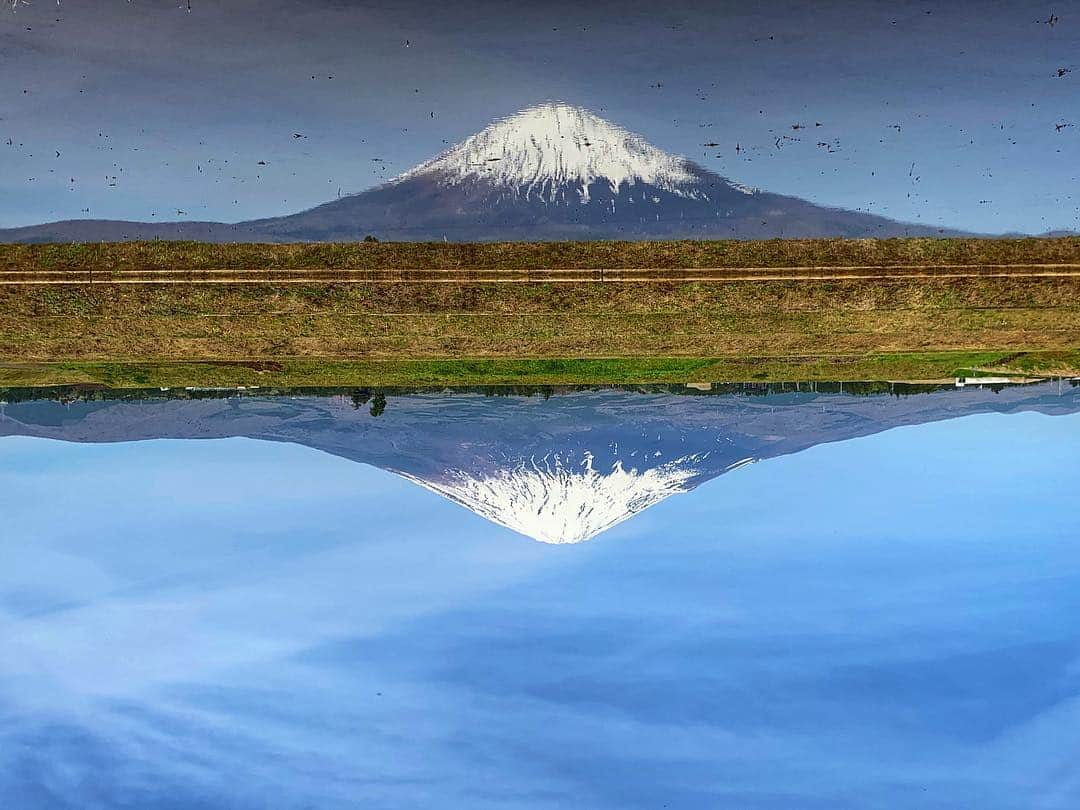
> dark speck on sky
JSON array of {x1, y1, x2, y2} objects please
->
[{"x1": 2, "y1": 0, "x2": 1079, "y2": 233}]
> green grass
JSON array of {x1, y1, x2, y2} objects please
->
[{"x1": 2, "y1": 351, "x2": 1076, "y2": 389}]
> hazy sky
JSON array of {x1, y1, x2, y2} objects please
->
[
  {"x1": 2, "y1": 410, "x2": 1080, "y2": 807},
  {"x1": 2, "y1": 0, "x2": 1079, "y2": 233}
]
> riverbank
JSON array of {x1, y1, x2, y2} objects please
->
[{"x1": 4, "y1": 238, "x2": 1080, "y2": 387}]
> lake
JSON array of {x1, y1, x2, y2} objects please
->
[{"x1": 2, "y1": 381, "x2": 1079, "y2": 809}]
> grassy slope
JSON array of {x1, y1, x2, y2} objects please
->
[
  {"x1": 3, "y1": 238, "x2": 1080, "y2": 387},
  {"x1": 5, "y1": 353, "x2": 1079, "y2": 389},
  {"x1": 5, "y1": 236, "x2": 1080, "y2": 271}
]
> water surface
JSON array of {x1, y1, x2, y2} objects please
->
[{"x1": 2, "y1": 382, "x2": 1079, "y2": 809}]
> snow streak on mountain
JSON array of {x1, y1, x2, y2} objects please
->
[{"x1": 396, "y1": 102, "x2": 718, "y2": 205}]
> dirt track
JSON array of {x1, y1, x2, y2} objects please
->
[{"x1": 5, "y1": 263, "x2": 1080, "y2": 285}]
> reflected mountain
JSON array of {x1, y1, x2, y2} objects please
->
[{"x1": 2, "y1": 382, "x2": 1078, "y2": 543}]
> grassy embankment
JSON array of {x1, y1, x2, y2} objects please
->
[{"x1": 3, "y1": 237, "x2": 1080, "y2": 387}]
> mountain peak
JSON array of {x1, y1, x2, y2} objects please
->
[{"x1": 396, "y1": 101, "x2": 710, "y2": 202}]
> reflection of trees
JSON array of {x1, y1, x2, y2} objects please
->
[
  {"x1": 6, "y1": 379, "x2": 1070, "y2": 407},
  {"x1": 350, "y1": 389, "x2": 387, "y2": 417},
  {"x1": 349, "y1": 391, "x2": 370, "y2": 410}
]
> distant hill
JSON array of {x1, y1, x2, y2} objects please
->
[{"x1": 0, "y1": 103, "x2": 960, "y2": 244}]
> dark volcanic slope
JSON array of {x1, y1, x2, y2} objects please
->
[
  {"x1": 243, "y1": 169, "x2": 948, "y2": 243},
  {"x1": 0, "y1": 103, "x2": 955, "y2": 244}
]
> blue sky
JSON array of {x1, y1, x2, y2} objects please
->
[
  {"x1": 2, "y1": 0, "x2": 1079, "y2": 234},
  {"x1": 2, "y1": 410, "x2": 1080, "y2": 808}
]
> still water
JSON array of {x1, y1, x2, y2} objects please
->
[{"x1": 2, "y1": 382, "x2": 1080, "y2": 809}]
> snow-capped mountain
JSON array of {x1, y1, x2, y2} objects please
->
[
  {"x1": 394, "y1": 102, "x2": 711, "y2": 204},
  {"x1": 0, "y1": 102, "x2": 955, "y2": 243},
  {"x1": 3, "y1": 383, "x2": 1076, "y2": 543},
  {"x1": 246, "y1": 101, "x2": 950, "y2": 242}
]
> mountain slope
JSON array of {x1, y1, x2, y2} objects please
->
[{"x1": 1, "y1": 102, "x2": 956, "y2": 243}]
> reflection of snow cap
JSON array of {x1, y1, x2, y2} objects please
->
[{"x1": 399, "y1": 451, "x2": 753, "y2": 544}]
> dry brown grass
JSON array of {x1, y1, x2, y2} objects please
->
[
  {"x1": 2, "y1": 276, "x2": 1079, "y2": 365},
  {"x1": 4, "y1": 236, "x2": 1080, "y2": 272},
  {"x1": 3, "y1": 238, "x2": 1080, "y2": 385}
]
